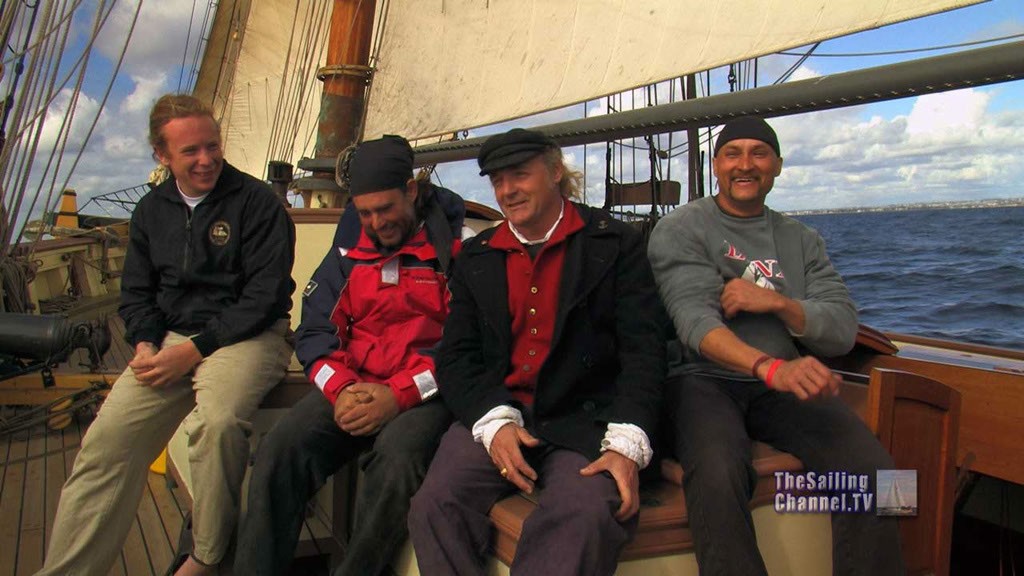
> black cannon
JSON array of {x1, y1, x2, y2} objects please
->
[{"x1": 0, "y1": 313, "x2": 110, "y2": 383}]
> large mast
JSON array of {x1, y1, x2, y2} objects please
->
[{"x1": 295, "y1": 0, "x2": 376, "y2": 208}]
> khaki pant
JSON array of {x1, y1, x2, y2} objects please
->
[{"x1": 39, "y1": 320, "x2": 291, "y2": 575}]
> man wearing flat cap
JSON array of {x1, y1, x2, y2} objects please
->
[
  {"x1": 648, "y1": 116, "x2": 902, "y2": 575},
  {"x1": 408, "y1": 128, "x2": 666, "y2": 575},
  {"x1": 235, "y1": 135, "x2": 468, "y2": 576}
]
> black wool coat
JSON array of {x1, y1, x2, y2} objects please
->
[{"x1": 437, "y1": 202, "x2": 666, "y2": 460}]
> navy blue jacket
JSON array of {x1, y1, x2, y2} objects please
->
[{"x1": 119, "y1": 162, "x2": 295, "y2": 356}]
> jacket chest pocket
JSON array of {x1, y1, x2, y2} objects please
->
[{"x1": 399, "y1": 267, "x2": 447, "y2": 316}]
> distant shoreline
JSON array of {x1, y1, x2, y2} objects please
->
[{"x1": 786, "y1": 197, "x2": 1024, "y2": 216}]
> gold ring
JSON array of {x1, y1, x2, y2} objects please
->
[{"x1": 500, "y1": 467, "x2": 509, "y2": 478}]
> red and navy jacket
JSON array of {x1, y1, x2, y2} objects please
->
[{"x1": 295, "y1": 184, "x2": 465, "y2": 411}]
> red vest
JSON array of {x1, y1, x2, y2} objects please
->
[{"x1": 487, "y1": 201, "x2": 584, "y2": 405}]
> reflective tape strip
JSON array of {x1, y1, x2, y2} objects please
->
[
  {"x1": 314, "y1": 364, "x2": 335, "y2": 391},
  {"x1": 412, "y1": 370, "x2": 438, "y2": 400}
]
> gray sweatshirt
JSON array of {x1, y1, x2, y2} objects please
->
[{"x1": 648, "y1": 196, "x2": 857, "y2": 377}]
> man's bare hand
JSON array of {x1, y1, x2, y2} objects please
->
[
  {"x1": 130, "y1": 340, "x2": 201, "y2": 388},
  {"x1": 129, "y1": 342, "x2": 159, "y2": 379},
  {"x1": 720, "y1": 278, "x2": 783, "y2": 318},
  {"x1": 337, "y1": 382, "x2": 398, "y2": 436},
  {"x1": 766, "y1": 357, "x2": 840, "y2": 400},
  {"x1": 489, "y1": 423, "x2": 541, "y2": 493},
  {"x1": 333, "y1": 384, "x2": 374, "y2": 421},
  {"x1": 580, "y1": 450, "x2": 641, "y2": 521}
]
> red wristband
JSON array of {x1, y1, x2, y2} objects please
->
[
  {"x1": 765, "y1": 359, "x2": 784, "y2": 388},
  {"x1": 750, "y1": 354, "x2": 772, "y2": 378}
]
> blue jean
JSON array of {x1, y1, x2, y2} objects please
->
[
  {"x1": 234, "y1": 390, "x2": 450, "y2": 576},
  {"x1": 408, "y1": 422, "x2": 635, "y2": 576},
  {"x1": 667, "y1": 373, "x2": 904, "y2": 576}
]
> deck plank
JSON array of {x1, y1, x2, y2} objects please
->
[
  {"x1": 121, "y1": 516, "x2": 154, "y2": 576},
  {"x1": 148, "y1": 472, "x2": 185, "y2": 554},
  {"x1": 0, "y1": 408, "x2": 197, "y2": 576},
  {"x1": 106, "y1": 556, "x2": 127, "y2": 576},
  {"x1": 16, "y1": 423, "x2": 47, "y2": 575},
  {"x1": 46, "y1": 406, "x2": 85, "y2": 571},
  {"x1": 0, "y1": 429, "x2": 29, "y2": 576},
  {"x1": 137, "y1": 474, "x2": 174, "y2": 574}
]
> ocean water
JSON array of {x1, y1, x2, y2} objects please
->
[{"x1": 795, "y1": 206, "x2": 1024, "y2": 351}]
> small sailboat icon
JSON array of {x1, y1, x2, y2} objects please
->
[{"x1": 879, "y1": 472, "x2": 918, "y2": 516}]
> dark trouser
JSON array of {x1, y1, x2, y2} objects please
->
[
  {"x1": 234, "y1": 390, "x2": 450, "y2": 576},
  {"x1": 667, "y1": 373, "x2": 904, "y2": 576},
  {"x1": 408, "y1": 422, "x2": 635, "y2": 576}
]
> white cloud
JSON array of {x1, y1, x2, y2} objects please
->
[
  {"x1": 95, "y1": 0, "x2": 210, "y2": 76},
  {"x1": 35, "y1": 89, "x2": 102, "y2": 153},
  {"x1": 122, "y1": 73, "x2": 169, "y2": 114},
  {"x1": 905, "y1": 90, "x2": 989, "y2": 137},
  {"x1": 764, "y1": 87, "x2": 1024, "y2": 211}
]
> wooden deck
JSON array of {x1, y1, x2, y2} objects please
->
[{"x1": 0, "y1": 406, "x2": 191, "y2": 576}]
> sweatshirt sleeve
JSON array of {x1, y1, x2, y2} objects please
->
[
  {"x1": 794, "y1": 230, "x2": 858, "y2": 357},
  {"x1": 648, "y1": 208, "x2": 727, "y2": 353},
  {"x1": 295, "y1": 248, "x2": 361, "y2": 405}
]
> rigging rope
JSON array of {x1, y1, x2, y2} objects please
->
[
  {"x1": 16, "y1": 0, "x2": 80, "y2": 250},
  {"x1": 774, "y1": 42, "x2": 819, "y2": 85},
  {"x1": 183, "y1": 2, "x2": 216, "y2": 93},
  {"x1": 11, "y1": 0, "x2": 113, "y2": 252},
  {"x1": 1, "y1": 0, "x2": 49, "y2": 249},
  {"x1": 778, "y1": 32, "x2": 1024, "y2": 57},
  {"x1": 30, "y1": 0, "x2": 143, "y2": 255},
  {"x1": 264, "y1": 0, "x2": 307, "y2": 174},
  {"x1": 266, "y1": 0, "x2": 330, "y2": 174},
  {"x1": 176, "y1": 0, "x2": 199, "y2": 92},
  {"x1": 0, "y1": 0, "x2": 83, "y2": 69}
]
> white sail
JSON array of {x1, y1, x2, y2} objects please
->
[
  {"x1": 886, "y1": 480, "x2": 908, "y2": 508},
  {"x1": 194, "y1": 0, "x2": 332, "y2": 180},
  {"x1": 363, "y1": 0, "x2": 983, "y2": 141}
]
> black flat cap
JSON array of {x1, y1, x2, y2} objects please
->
[
  {"x1": 477, "y1": 128, "x2": 557, "y2": 176},
  {"x1": 348, "y1": 135, "x2": 414, "y2": 196},
  {"x1": 714, "y1": 116, "x2": 781, "y2": 157}
]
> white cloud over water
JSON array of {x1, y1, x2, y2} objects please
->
[{"x1": 768, "y1": 87, "x2": 1024, "y2": 210}]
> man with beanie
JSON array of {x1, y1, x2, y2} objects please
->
[
  {"x1": 408, "y1": 128, "x2": 665, "y2": 575},
  {"x1": 235, "y1": 135, "x2": 467, "y2": 576},
  {"x1": 647, "y1": 116, "x2": 903, "y2": 575}
]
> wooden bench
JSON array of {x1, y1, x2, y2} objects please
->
[{"x1": 481, "y1": 378, "x2": 870, "y2": 573}]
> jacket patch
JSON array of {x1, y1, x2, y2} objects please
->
[
  {"x1": 303, "y1": 280, "x2": 318, "y2": 297},
  {"x1": 209, "y1": 221, "x2": 231, "y2": 246}
]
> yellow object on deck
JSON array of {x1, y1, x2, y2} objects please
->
[
  {"x1": 150, "y1": 447, "x2": 167, "y2": 475},
  {"x1": 55, "y1": 188, "x2": 79, "y2": 228}
]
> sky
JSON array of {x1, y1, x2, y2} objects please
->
[
  {"x1": 4, "y1": 0, "x2": 1023, "y2": 231},
  {"x1": 430, "y1": 0, "x2": 1024, "y2": 212}
]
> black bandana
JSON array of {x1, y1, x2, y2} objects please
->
[{"x1": 349, "y1": 135, "x2": 414, "y2": 196}]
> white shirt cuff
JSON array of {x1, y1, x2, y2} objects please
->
[
  {"x1": 471, "y1": 405, "x2": 524, "y2": 453},
  {"x1": 601, "y1": 423, "x2": 653, "y2": 469}
]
